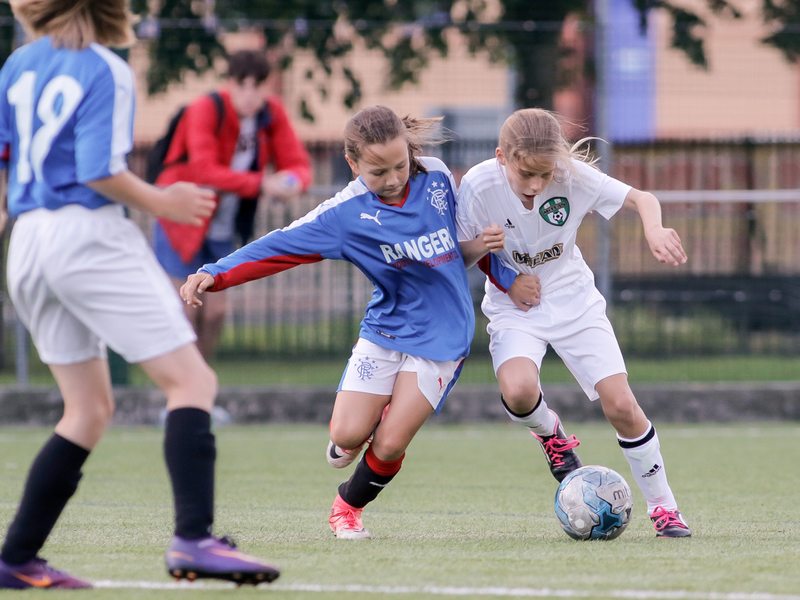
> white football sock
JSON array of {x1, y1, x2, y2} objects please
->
[
  {"x1": 502, "y1": 393, "x2": 558, "y2": 437},
  {"x1": 618, "y1": 423, "x2": 678, "y2": 514}
]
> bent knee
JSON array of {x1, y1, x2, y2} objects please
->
[
  {"x1": 601, "y1": 392, "x2": 640, "y2": 426},
  {"x1": 369, "y1": 432, "x2": 409, "y2": 461},
  {"x1": 501, "y1": 382, "x2": 541, "y2": 413},
  {"x1": 63, "y1": 394, "x2": 114, "y2": 430},
  {"x1": 329, "y1": 419, "x2": 372, "y2": 450}
]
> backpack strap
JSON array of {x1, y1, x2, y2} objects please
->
[
  {"x1": 257, "y1": 100, "x2": 272, "y2": 131},
  {"x1": 208, "y1": 91, "x2": 225, "y2": 134}
]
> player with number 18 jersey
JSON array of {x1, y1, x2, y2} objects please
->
[
  {"x1": 0, "y1": 25, "x2": 280, "y2": 587},
  {"x1": 0, "y1": 37, "x2": 133, "y2": 216}
]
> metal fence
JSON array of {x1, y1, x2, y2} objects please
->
[
  {"x1": 6, "y1": 10, "x2": 800, "y2": 361},
  {"x1": 110, "y1": 139, "x2": 800, "y2": 359}
]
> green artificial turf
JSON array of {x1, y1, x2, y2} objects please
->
[
  {"x1": 0, "y1": 423, "x2": 798, "y2": 599},
  {"x1": 4, "y1": 349, "x2": 800, "y2": 388},
  {"x1": 133, "y1": 353, "x2": 800, "y2": 387}
]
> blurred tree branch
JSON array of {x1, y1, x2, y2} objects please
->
[{"x1": 112, "y1": 1, "x2": 800, "y2": 120}]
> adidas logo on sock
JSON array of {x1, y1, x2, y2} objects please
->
[{"x1": 642, "y1": 464, "x2": 662, "y2": 478}]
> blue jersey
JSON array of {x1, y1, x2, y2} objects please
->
[
  {"x1": 0, "y1": 37, "x2": 134, "y2": 217},
  {"x1": 201, "y1": 157, "x2": 482, "y2": 361}
]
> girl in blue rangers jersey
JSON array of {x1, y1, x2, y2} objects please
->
[
  {"x1": 0, "y1": 0, "x2": 279, "y2": 589},
  {"x1": 182, "y1": 105, "x2": 530, "y2": 539}
]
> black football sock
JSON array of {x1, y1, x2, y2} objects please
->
[
  {"x1": 164, "y1": 408, "x2": 216, "y2": 540},
  {"x1": 1, "y1": 434, "x2": 89, "y2": 566},
  {"x1": 338, "y1": 447, "x2": 404, "y2": 509}
]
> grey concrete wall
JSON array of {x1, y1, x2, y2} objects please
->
[{"x1": 1, "y1": 382, "x2": 799, "y2": 426}]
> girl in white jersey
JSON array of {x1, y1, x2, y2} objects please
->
[
  {"x1": 0, "y1": 0, "x2": 279, "y2": 588},
  {"x1": 456, "y1": 108, "x2": 692, "y2": 538},
  {"x1": 182, "y1": 105, "x2": 528, "y2": 540}
]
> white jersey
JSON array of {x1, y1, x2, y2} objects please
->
[{"x1": 456, "y1": 157, "x2": 631, "y2": 307}]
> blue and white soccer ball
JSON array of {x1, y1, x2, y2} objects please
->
[{"x1": 554, "y1": 465, "x2": 633, "y2": 541}]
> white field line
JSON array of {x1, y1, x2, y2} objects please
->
[{"x1": 91, "y1": 580, "x2": 800, "y2": 600}]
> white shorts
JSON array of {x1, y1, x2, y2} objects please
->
[
  {"x1": 485, "y1": 280, "x2": 626, "y2": 401},
  {"x1": 338, "y1": 338, "x2": 465, "y2": 413},
  {"x1": 7, "y1": 204, "x2": 197, "y2": 365}
]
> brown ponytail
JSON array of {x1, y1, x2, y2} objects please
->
[{"x1": 344, "y1": 105, "x2": 443, "y2": 178}]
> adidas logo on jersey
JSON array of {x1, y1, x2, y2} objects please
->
[
  {"x1": 504, "y1": 219, "x2": 515, "y2": 229},
  {"x1": 642, "y1": 464, "x2": 662, "y2": 478}
]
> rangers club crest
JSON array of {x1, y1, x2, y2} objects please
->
[
  {"x1": 427, "y1": 181, "x2": 448, "y2": 216},
  {"x1": 539, "y1": 197, "x2": 570, "y2": 227},
  {"x1": 356, "y1": 357, "x2": 378, "y2": 381}
]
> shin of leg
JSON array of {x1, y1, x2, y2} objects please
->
[
  {"x1": 50, "y1": 359, "x2": 115, "y2": 450},
  {"x1": 329, "y1": 391, "x2": 389, "y2": 450},
  {"x1": 195, "y1": 290, "x2": 227, "y2": 361},
  {"x1": 597, "y1": 374, "x2": 648, "y2": 439},
  {"x1": 140, "y1": 344, "x2": 217, "y2": 413},
  {"x1": 369, "y1": 371, "x2": 433, "y2": 462},
  {"x1": 497, "y1": 358, "x2": 541, "y2": 415}
]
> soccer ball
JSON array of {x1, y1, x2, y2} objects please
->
[{"x1": 554, "y1": 465, "x2": 633, "y2": 541}]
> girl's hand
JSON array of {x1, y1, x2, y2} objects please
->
[
  {"x1": 480, "y1": 223, "x2": 505, "y2": 253},
  {"x1": 180, "y1": 273, "x2": 215, "y2": 307},
  {"x1": 507, "y1": 274, "x2": 541, "y2": 312},
  {"x1": 262, "y1": 171, "x2": 301, "y2": 200},
  {"x1": 159, "y1": 182, "x2": 216, "y2": 226},
  {"x1": 645, "y1": 226, "x2": 687, "y2": 266}
]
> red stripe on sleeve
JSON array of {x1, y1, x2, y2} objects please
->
[
  {"x1": 210, "y1": 253, "x2": 323, "y2": 291},
  {"x1": 477, "y1": 255, "x2": 508, "y2": 293}
]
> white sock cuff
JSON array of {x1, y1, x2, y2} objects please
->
[
  {"x1": 617, "y1": 421, "x2": 655, "y2": 447},
  {"x1": 502, "y1": 394, "x2": 556, "y2": 434}
]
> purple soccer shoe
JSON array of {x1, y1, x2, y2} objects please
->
[
  {"x1": 165, "y1": 535, "x2": 280, "y2": 585},
  {"x1": 0, "y1": 557, "x2": 92, "y2": 589}
]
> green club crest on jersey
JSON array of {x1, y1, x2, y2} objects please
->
[{"x1": 539, "y1": 197, "x2": 570, "y2": 227}]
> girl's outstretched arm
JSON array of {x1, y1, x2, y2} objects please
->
[
  {"x1": 623, "y1": 188, "x2": 687, "y2": 267},
  {"x1": 181, "y1": 273, "x2": 215, "y2": 307}
]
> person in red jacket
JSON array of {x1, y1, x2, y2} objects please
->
[{"x1": 153, "y1": 49, "x2": 312, "y2": 359}]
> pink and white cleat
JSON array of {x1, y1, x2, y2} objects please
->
[{"x1": 329, "y1": 495, "x2": 371, "y2": 540}]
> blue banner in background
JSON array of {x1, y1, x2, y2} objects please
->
[{"x1": 605, "y1": 0, "x2": 655, "y2": 142}]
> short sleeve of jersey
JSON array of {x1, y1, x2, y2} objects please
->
[
  {"x1": 73, "y1": 45, "x2": 134, "y2": 183},
  {"x1": 571, "y1": 159, "x2": 631, "y2": 220},
  {"x1": 455, "y1": 179, "x2": 483, "y2": 242}
]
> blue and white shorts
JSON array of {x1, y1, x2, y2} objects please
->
[{"x1": 338, "y1": 338, "x2": 465, "y2": 414}]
